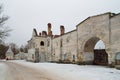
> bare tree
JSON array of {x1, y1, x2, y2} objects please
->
[
  {"x1": 20, "y1": 44, "x2": 28, "y2": 53},
  {"x1": 0, "y1": 44, "x2": 8, "y2": 59},
  {"x1": 0, "y1": 5, "x2": 11, "y2": 43},
  {"x1": 9, "y1": 43, "x2": 19, "y2": 54}
]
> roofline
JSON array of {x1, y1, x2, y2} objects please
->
[
  {"x1": 52, "y1": 29, "x2": 77, "y2": 39},
  {"x1": 110, "y1": 13, "x2": 120, "y2": 18},
  {"x1": 76, "y1": 17, "x2": 90, "y2": 27},
  {"x1": 76, "y1": 12, "x2": 115, "y2": 27},
  {"x1": 63, "y1": 29, "x2": 76, "y2": 35}
]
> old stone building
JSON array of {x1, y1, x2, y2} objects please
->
[{"x1": 27, "y1": 12, "x2": 120, "y2": 66}]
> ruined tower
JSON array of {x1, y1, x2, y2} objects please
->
[
  {"x1": 48, "y1": 23, "x2": 52, "y2": 36},
  {"x1": 60, "y1": 25, "x2": 65, "y2": 35},
  {"x1": 32, "y1": 28, "x2": 38, "y2": 37}
]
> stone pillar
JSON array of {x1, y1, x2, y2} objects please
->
[
  {"x1": 107, "y1": 49, "x2": 116, "y2": 67},
  {"x1": 108, "y1": 53, "x2": 112, "y2": 64}
]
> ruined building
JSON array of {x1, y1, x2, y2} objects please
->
[{"x1": 27, "y1": 12, "x2": 120, "y2": 66}]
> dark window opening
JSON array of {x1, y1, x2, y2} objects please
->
[{"x1": 40, "y1": 41, "x2": 44, "y2": 46}]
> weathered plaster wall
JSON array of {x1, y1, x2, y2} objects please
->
[
  {"x1": 51, "y1": 30, "x2": 77, "y2": 62},
  {"x1": 61, "y1": 31, "x2": 77, "y2": 62},
  {"x1": 110, "y1": 14, "x2": 120, "y2": 63},
  {"x1": 52, "y1": 37, "x2": 61, "y2": 61}
]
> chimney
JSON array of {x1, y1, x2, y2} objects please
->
[
  {"x1": 60, "y1": 25, "x2": 65, "y2": 35},
  {"x1": 48, "y1": 23, "x2": 52, "y2": 36},
  {"x1": 39, "y1": 32, "x2": 41, "y2": 36}
]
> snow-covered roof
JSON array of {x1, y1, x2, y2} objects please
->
[{"x1": 6, "y1": 47, "x2": 13, "y2": 54}]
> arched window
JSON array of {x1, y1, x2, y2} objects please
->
[{"x1": 40, "y1": 41, "x2": 44, "y2": 46}]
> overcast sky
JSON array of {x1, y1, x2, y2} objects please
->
[{"x1": 0, "y1": 0, "x2": 120, "y2": 48}]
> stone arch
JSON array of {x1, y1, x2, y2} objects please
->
[
  {"x1": 81, "y1": 36, "x2": 108, "y2": 65},
  {"x1": 81, "y1": 36, "x2": 107, "y2": 51},
  {"x1": 84, "y1": 37, "x2": 100, "y2": 52}
]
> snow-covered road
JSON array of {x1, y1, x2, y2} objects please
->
[
  {"x1": 0, "y1": 61, "x2": 61, "y2": 80},
  {"x1": 6, "y1": 62, "x2": 55, "y2": 80},
  {"x1": 0, "y1": 62, "x2": 8, "y2": 80},
  {"x1": 0, "y1": 60, "x2": 120, "y2": 80}
]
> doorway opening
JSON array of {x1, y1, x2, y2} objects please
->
[{"x1": 84, "y1": 37, "x2": 108, "y2": 65}]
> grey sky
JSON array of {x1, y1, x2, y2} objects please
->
[{"x1": 0, "y1": 0, "x2": 120, "y2": 48}]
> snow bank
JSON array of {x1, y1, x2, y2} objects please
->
[{"x1": 11, "y1": 60, "x2": 120, "y2": 80}]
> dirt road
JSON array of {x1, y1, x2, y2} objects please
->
[{"x1": 3, "y1": 61, "x2": 57, "y2": 80}]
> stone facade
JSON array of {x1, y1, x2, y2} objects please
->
[{"x1": 27, "y1": 12, "x2": 120, "y2": 66}]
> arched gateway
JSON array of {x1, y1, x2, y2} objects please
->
[
  {"x1": 77, "y1": 13, "x2": 120, "y2": 66},
  {"x1": 83, "y1": 37, "x2": 108, "y2": 65}
]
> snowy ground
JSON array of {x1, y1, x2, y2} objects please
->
[
  {"x1": 0, "y1": 60, "x2": 120, "y2": 80},
  {"x1": 0, "y1": 62, "x2": 8, "y2": 80},
  {"x1": 10, "y1": 60, "x2": 120, "y2": 80}
]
